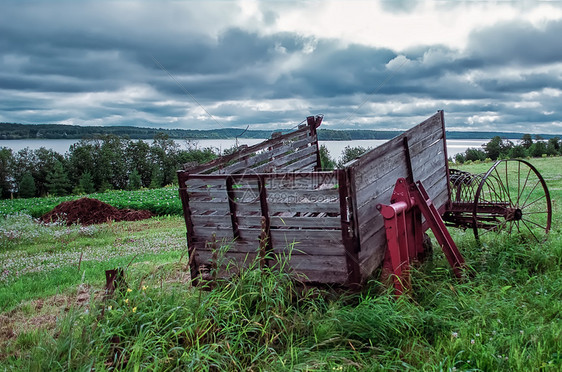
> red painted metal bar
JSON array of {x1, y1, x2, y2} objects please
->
[
  {"x1": 411, "y1": 180, "x2": 465, "y2": 278},
  {"x1": 378, "y1": 178, "x2": 465, "y2": 295}
]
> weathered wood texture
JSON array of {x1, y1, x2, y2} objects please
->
[
  {"x1": 177, "y1": 112, "x2": 450, "y2": 286},
  {"x1": 347, "y1": 111, "x2": 450, "y2": 277},
  {"x1": 178, "y1": 169, "x2": 351, "y2": 283},
  {"x1": 181, "y1": 115, "x2": 323, "y2": 175}
]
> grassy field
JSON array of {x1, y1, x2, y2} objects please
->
[{"x1": 0, "y1": 157, "x2": 560, "y2": 371}]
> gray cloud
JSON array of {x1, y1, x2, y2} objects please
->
[{"x1": 1, "y1": 3, "x2": 562, "y2": 134}]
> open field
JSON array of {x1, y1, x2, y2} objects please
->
[
  {"x1": 0, "y1": 186, "x2": 182, "y2": 218},
  {"x1": 0, "y1": 157, "x2": 560, "y2": 370}
]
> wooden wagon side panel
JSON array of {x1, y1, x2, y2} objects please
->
[
  {"x1": 177, "y1": 171, "x2": 353, "y2": 284},
  {"x1": 347, "y1": 111, "x2": 450, "y2": 278},
  {"x1": 182, "y1": 115, "x2": 323, "y2": 175}
]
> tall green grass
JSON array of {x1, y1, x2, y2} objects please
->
[{"x1": 1, "y1": 157, "x2": 561, "y2": 370}]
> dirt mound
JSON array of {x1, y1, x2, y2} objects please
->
[{"x1": 40, "y1": 198, "x2": 154, "y2": 225}]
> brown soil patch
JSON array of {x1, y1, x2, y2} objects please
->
[{"x1": 40, "y1": 198, "x2": 154, "y2": 225}]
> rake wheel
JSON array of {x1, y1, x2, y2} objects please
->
[{"x1": 472, "y1": 159, "x2": 552, "y2": 242}]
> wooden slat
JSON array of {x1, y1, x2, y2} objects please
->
[
  {"x1": 266, "y1": 188, "x2": 340, "y2": 204},
  {"x1": 348, "y1": 113, "x2": 443, "y2": 172},
  {"x1": 215, "y1": 137, "x2": 314, "y2": 174},
  {"x1": 275, "y1": 153, "x2": 318, "y2": 173},
  {"x1": 358, "y1": 231, "x2": 387, "y2": 279},
  {"x1": 270, "y1": 230, "x2": 343, "y2": 255},
  {"x1": 194, "y1": 245, "x2": 348, "y2": 284},
  {"x1": 194, "y1": 251, "x2": 261, "y2": 277},
  {"x1": 183, "y1": 125, "x2": 312, "y2": 174},
  {"x1": 269, "y1": 216, "x2": 341, "y2": 229},
  {"x1": 185, "y1": 178, "x2": 226, "y2": 189},
  {"x1": 277, "y1": 255, "x2": 348, "y2": 283},
  {"x1": 189, "y1": 201, "x2": 231, "y2": 214},
  {"x1": 354, "y1": 163, "x2": 409, "y2": 209},
  {"x1": 268, "y1": 201, "x2": 340, "y2": 214}
]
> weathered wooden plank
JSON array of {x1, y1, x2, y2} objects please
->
[
  {"x1": 268, "y1": 201, "x2": 340, "y2": 214},
  {"x1": 355, "y1": 162, "x2": 409, "y2": 209},
  {"x1": 275, "y1": 255, "x2": 348, "y2": 283},
  {"x1": 266, "y1": 188, "x2": 340, "y2": 204},
  {"x1": 270, "y1": 230, "x2": 343, "y2": 255},
  {"x1": 194, "y1": 246, "x2": 348, "y2": 283},
  {"x1": 275, "y1": 153, "x2": 318, "y2": 173},
  {"x1": 192, "y1": 215, "x2": 263, "y2": 227},
  {"x1": 194, "y1": 250, "x2": 262, "y2": 277},
  {"x1": 269, "y1": 216, "x2": 341, "y2": 229},
  {"x1": 215, "y1": 137, "x2": 315, "y2": 174},
  {"x1": 183, "y1": 125, "x2": 312, "y2": 174},
  {"x1": 355, "y1": 168, "x2": 448, "y2": 245},
  {"x1": 272, "y1": 240, "x2": 344, "y2": 256},
  {"x1": 185, "y1": 178, "x2": 227, "y2": 189},
  {"x1": 189, "y1": 201, "x2": 231, "y2": 213},
  {"x1": 353, "y1": 149, "x2": 407, "y2": 194},
  {"x1": 348, "y1": 112, "x2": 443, "y2": 172},
  {"x1": 250, "y1": 145, "x2": 317, "y2": 173},
  {"x1": 188, "y1": 189, "x2": 230, "y2": 199},
  {"x1": 358, "y1": 231, "x2": 387, "y2": 280},
  {"x1": 352, "y1": 133, "x2": 444, "y2": 196}
]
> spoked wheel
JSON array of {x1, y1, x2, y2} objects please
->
[{"x1": 472, "y1": 159, "x2": 552, "y2": 242}]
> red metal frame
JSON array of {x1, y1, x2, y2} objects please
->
[{"x1": 378, "y1": 178, "x2": 465, "y2": 295}]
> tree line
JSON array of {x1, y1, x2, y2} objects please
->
[
  {"x1": 0, "y1": 133, "x2": 216, "y2": 199},
  {"x1": 2, "y1": 132, "x2": 559, "y2": 199},
  {"x1": 453, "y1": 134, "x2": 561, "y2": 164}
]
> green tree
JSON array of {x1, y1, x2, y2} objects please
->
[
  {"x1": 0, "y1": 147, "x2": 14, "y2": 198},
  {"x1": 150, "y1": 132, "x2": 180, "y2": 186},
  {"x1": 547, "y1": 137, "x2": 560, "y2": 156},
  {"x1": 12, "y1": 148, "x2": 37, "y2": 191},
  {"x1": 19, "y1": 172, "x2": 36, "y2": 198},
  {"x1": 46, "y1": 160, "x2": 70, "y2": 196},
  {"x1": 337, "y1": 146, "x2": 370, "y2": 168},
  {"x1": 67, "y1": 140, "x2": 97, "y2": 188},
  {"x1": 149, "y1": 165, "x2": 164, "y2": 189},
  {"x1": 128, "y1": 169, "x2": 142, "y2": 190},
  {"x1": 529, "y1": 141, "x2": 547, "y2": 158},
  {"x1": 521, "y1": 134, "x2": 533, "y2": 149},
  {"x1": 99, "y1": 135, "x2": 128, "y2": 190},
  {"x1": 34, "y1": 147, "x2": 65, "y2": 196},
  {"x1": 483, "y1": 136, "x2": 513, "y2": 160},
  {"x1": 464, "y1": 148, "x2": 487, "y2": 162},
  {"x1": 79, "y1": 171, "x2": 96, "y2": 194},
  {"x1": 454, "y1": 153, "x2": 466, "y2": 164},
  {"x1": 319, "y1": 145, "x2": 336, "y2": 170},
  {"x1": 126, "y1": 140, "x2": 152, "y2": 187},
  {"x1": 509, "y1": 145, "x2": 528, "y2": 158}
]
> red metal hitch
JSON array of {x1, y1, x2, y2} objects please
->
[{"x1": 378, "y1": 178, "x2": 465, "y2": 295}]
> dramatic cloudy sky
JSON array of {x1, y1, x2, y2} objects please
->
[{"x1": 2, "y1": 1, "x2": 562, "y2": 133}]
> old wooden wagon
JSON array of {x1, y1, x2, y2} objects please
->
[{"x1": 177, "y1": 111, "x2": 552, "y2": 286}]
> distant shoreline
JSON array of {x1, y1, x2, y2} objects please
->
[{"x1": 1, "y1": 122, "x2": 560, "y2": 141}]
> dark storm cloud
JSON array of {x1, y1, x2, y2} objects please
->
[
  {"x1": 467, "y1": 20, "x2": 562, "y2": 66},
  {"x1": 1, "y1": 2, "x2": 562, "y2": 133}
]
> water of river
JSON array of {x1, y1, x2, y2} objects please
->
[{"x1": 0, "y1": 138, "x2": 490, "y2": 161}]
